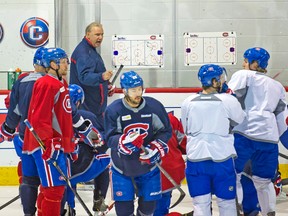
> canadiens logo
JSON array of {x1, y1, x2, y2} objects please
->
[
  {"x1": 123, "y1": 123, "x2": 149, "y2": 139},
  {"x1": 0, "y1": 23, "x2": 3, "y2": 43},
  {"x1": 20, "y1": 17, "x2": 49, "y2": 48},
  {"x1": 63, "y1": 94, "x2": 72, "y2": 113},
  {"x1": 116, "y1": 191, "x2": 123, "y2": 197}
]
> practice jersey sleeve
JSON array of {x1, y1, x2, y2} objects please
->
[
  {"x1": 221, "y1": 94, "x2": 246, "y2": 127},
  {"x1": 5, "y1": 79, "x2": 21, "y2": 129}
]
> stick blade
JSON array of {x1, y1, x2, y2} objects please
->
[{"x1": 169, "y1": 191, "x2": 186, "y2": 209}]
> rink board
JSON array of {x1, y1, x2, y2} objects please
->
[{"x1": 0, "y1": 89, "x2": 288, "y2": 185}]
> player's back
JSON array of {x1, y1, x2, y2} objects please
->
[
  {"x1": 229, "y1": 70, "x2": 287, "y2": 142},
  {"x1": 181, "y1": 93, "x2": 245, "y2": 161},
  {"x1": 5, "y1": 72, "x2": 45, "y2": 139}
]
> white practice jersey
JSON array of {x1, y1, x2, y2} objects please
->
[
  {"x1": 228, "y1": 70, "x2": 288, "y2": 143},
  {"x1": 181, "y1": 93, "x2": 246, "y2": 162}
]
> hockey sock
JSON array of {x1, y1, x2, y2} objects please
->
[
  {"x1": 252, "y1": 176, "x2": 276, "y2": 215},
  {"x1": 115, "y1": 201, "x2": 134, "y2": 216},
  {"x1": 41, "y1": 185, "x2": 65, "y2": 216},
  {"x1": 137, "y1": 197, "x2": 156, "y2": 216}
]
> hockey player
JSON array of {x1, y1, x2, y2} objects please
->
[
  {"x1": 0, "y1": 47, "x2": 47, "y2": 216},
  {"x1": 154, "y1": 112, "x2": 187, "y2": 216},
  {"x1": 181, "y1": 64, "x2": 246, "y2": 216},
  {"x1": 228, "y1": 47, "x2": 288, "y2": 216},
  {"x1": 69, "y1": 22, "x2": 114, "y2": 211},
  {"x1": 61, "y1": 84, "x2": 110, "y2": 216},
  {"x1": 104, "y1": 71, "x2": 172, "y2": 216},
  {"x1": 22, "y1": 47, "x2": 76, "y2": 216}
]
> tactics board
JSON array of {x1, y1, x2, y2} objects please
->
[
  {"x1": 184, "y1": 31, "x2": 237, "y2": 66},
  {"x1": 112, "y1": 34, "x2": 164, "y2": 68}
]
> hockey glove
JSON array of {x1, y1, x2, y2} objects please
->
[
  {"x1": 219, "y1": 82, "x2": 235, "y2": 95},
  {"x1": 118, "y1": 132, "x2": 144, "y2": 155},
  {"x1": 68, "y1": 144, "x2": 79, "y2": 162},
  {"x1": 4, "y1": 93, "x2": 10, "y2": 109},
  {"x1": 0, "y1": 122, "x2": 16, "y2": 143},
  {"x1": 108, "y1": 82, "x2": 116, "y2": 97},
  {"x1": 42, "y1": 137, "x2": 62, "y2": 164},
  {"x1": 139, "y1": 140, "x2": 168, "y2": 165},
  {"x1": 78, "y1": 119, "x2": 103, "y2": 148}
]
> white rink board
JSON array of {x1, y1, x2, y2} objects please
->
[
  {"x1": 0, "y1": 92, "x2": 288, "y2": 166},
  {"x1": 112, "y1": 34, "x2": 164, "y2": 68},
  {"x1": 184, "y1": 31, "x2": 237, "y2": 66}
]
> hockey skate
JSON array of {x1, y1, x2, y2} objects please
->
[
  {"x1": 93, "y1": 196, "x2": 108, "y2": 215},
  {"x1": 61, "y1": 206, "x2": 76, "y2": 216}
]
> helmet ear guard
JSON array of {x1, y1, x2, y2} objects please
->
[
  {"x1": 243, "y1": 47, "x2": 270, "y2": 69},
  {"x1": 198, "y1": 64, "x2": 225, "y2": 87}
]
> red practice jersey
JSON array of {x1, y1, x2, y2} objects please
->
[
  {"x1": 23, "y1": 74, "x2": 74, "y2": 153},
  {"x1": 161, "y1": 112, "x2": 187, "y2": 192}
]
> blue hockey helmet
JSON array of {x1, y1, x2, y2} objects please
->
[
  {"x1": 42, "y1": 48, "x2": 69, "y2": 68},
  {"x1": 33, "y1": 47, "x2": 46, "y2": 67},
  {"x1": 198, "y1": 64, "x2": 225, "y2": 87},
  {"x1": 120, "y1": 71, "x2": 143, "y2": 90},
  {"x1": 243, "y1": 47, "x2": 270, "y2": 69},
  {"x1": 68, "y1": 84, "x2": 85, "y2": 105}
]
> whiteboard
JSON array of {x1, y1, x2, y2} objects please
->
[
  {"x1": 112, "y1": 34, "x2": 164, "y2": 68},
  {"x1": 0, "y1": 0, "x2": 55, "y2": 72},
  {"x1": 184, "y1": 31, "x2": 237, "y2": 66}
]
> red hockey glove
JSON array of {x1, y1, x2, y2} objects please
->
[
  {"x1": 42, "y1": 137, "x2": 62, "y2": 164},
  {"x1": 108, "y1": 82, "x2": 116, "y2": 97},
  {"x1": 4, "y1": 94, "x2": 10, "y2": 109},
  {"x1": 118, "y1": 132, "x2": 144, "y2": 155},
  {"x1": 139, "y1": 140, "x2": 168, "y2": 165},
  {"x1": 0, "y1": 122, "x2": 16, "y2": 143},
  {"x1": 78, "y1": 119, "x2": 103, "y2": 148}
]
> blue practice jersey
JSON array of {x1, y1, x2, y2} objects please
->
[
  {"x1": 5, "y1": 72, "x2": 45, "y2": 140},
  {"x1": 104, "y1": 96, "x2": 172, "y2": 177}
]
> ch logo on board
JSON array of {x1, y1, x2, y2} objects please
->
[
  {"x1": 20, "y1": 17, "x2": 49, "y2": 48},
  {"x1": 0, "y1": 23, "x2": 3, "y2": 43}
]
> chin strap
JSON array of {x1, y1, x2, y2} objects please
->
[{"x1": 55, "y1": 68, "x2": 62, "y2": 80}]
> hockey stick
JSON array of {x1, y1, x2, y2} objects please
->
[
  {"x1": 97, "y1": 201, "x2": 115, "y2": 216},
  {"x1": 111, "y1": 64, "x2": 124, "y2": 85},
  {"x1": 0, "y1": 194, "x2": 20, "y2": 210},
  {"x1": 24, "y1": 119, "x2": 93, "y2": 216},
  {"x1": 279, "y1": 152, "x2": 288, "y2": 160},
  {"x1": 140, "y1": 146, "x2": 186, "y2": 208}
]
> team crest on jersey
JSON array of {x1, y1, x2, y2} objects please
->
[
  {"x1": 123, "y1": 123, "x2": 149, "y2": 139},
  {"x1": 116, "y1": 191, "x2": 123, "y2": 197},
  {"x1": 20, "y1": 17, "x2": 49, "y2": 48},
  {"x1": 63, "y1": 94, "x2": 72, "y2": 113},
  {"x1": 0, "y1": 23, "x2": 3, "y2": 43}
]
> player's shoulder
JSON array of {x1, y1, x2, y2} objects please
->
[
  {"x1": 143, "y1": 96, "x2": 165, "y2": 107},
  {"x1": 231, "y1": 69, "x2": 254, "y2": 78},
  {"x1": 107, "y1": 98, "x2": 123, "y2": 109},
  {"x1": 182, "y1": 93, "x2": 199, "y2": 104}
]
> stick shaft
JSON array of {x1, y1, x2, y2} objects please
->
[
  {"x1": 140, "y1": 145, "x2": 185, "y2": 208},
  {"x1": 24, "y1": 119, "x2": 93, "y2": 216},
  {"x1": 111, "y1": 64, "x2": 124, "y2": 85},
  {"x1": 0, "y1": 195, "x2": 20, "y2": 210}
]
